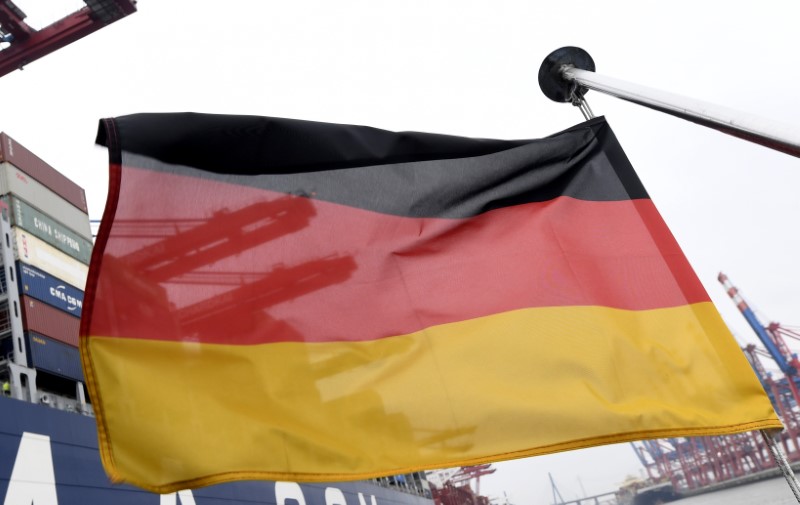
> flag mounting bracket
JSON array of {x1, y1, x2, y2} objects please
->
[
  {"x1": 569, "y1": 88, "x2": 595, "y2": 121},
  {"x1": 537, "y1": 46, "x2": 596, "y2": 120},
  {"x1": 537, "y1": 46, "x2": 594, "y2": 103},
  {"x1": 537, "y1": 46, "x2": 800, "y2": 158}
]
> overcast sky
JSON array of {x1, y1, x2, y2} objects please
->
[{"x1": 2, "y1": 1, "x2": 800, "y2": 503}]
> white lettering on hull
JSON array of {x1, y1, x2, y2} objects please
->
[
  {"x1": 277, "y1": 482, "x2": 308, "y2": 505},
  {"x1": 160, "y1": 490, "x2": 197, "y2": 505},
  {"x1": 2, "y1": 432, "x2": 58, "y2": 505},
  {"x1": 1, "y1": 431, "x2": 381, "y2": 505},
  {"x1": 325, "y1": 487, "x2": 347, "y2": 505}
]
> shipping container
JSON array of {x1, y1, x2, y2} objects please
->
[
  {"x1": 11, "y1": 229, "x2": 89, "y2": 289},
  {"x1": 2, "y1": 195, "x2": 93, "y2": 264},
  {"x1": 20, "y1": 295, "x2": 80, "y2": 347},
  {"x1": 24, "y1": 331, "x2": 83, "y2": 382},
  {"x1": 17, "y1": 263, "x2": 84, "y2": 318},
  {"x1": 0, "y1": 162, "x2": 91, "y2": 239},
  {"x1": 0, "y1": 132, "x2": 88, "y2": 213}
]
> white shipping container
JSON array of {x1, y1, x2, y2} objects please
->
[
  {"x1": 0, "y1": 162, "x2": 92, "y2": 239},
  {"x1": 12, "y1": 228, "x2": 88, "y2": 290}
]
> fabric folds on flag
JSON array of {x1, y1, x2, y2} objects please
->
[{"x1": 81, "y1": 113, "x2": 781, "y2": 493}]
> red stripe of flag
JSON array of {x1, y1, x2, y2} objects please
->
[{"x1": 89, "y1": 166, "x2": 708, "y2": 345}]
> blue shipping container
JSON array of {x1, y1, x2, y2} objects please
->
[
  {"x1": 24, "y1": 332, "x2": 83, "y2": 382},
  {"x1": 17, "y1": 262, "x2": 83, "y2": 317}
]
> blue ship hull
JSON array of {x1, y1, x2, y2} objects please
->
[{"x1": 0, "y1": 396, "x2": 434, "y2": 505}]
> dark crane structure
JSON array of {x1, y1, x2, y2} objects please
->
[
  {"x1": 0, "y1": 0, "x2": 136, "y2": 78},
  {"x1": 431, "y1": 465, "x2": 496, "y2": 505}
]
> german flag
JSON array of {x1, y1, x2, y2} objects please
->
[{"x1": 81, "y1": 114, "x2": 780, "y2": 493}]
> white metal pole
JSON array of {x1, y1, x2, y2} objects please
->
[
  {"x1": 761, "y1": 429, "x2": 800, "y2": 503},
  {"x1": 539, "y1": 47, "x2": 800, "y2": 158}
]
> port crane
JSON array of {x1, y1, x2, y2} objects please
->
[
  {"x1": 0, "y1": 0, "x2": 136, "y2": 78},
  {"x1": 431, "y1": 466, "x2": 495, "y2": 505},
  {"x1": 448, "y1": 465, "x2": 496, "y2": 496},
  {"x1": 627, "y1": 273, "x2": 800, "y2": 494},
  {"x1": 718, "y1": 273, "x2": 800, "y2": 408}
]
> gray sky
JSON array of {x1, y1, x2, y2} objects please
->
[{"x1": 2, "y1": 1, "x2": 800, "y2": 503}]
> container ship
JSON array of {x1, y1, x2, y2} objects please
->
[{"x1": 0, "y1": 131, "x2": 442, "y2": 505}]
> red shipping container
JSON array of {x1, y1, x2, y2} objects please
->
[
  {"x1": 0, "y1": 132, "x2": 88, "y2": 213},
  {"x1": 20, "y1": 295, "x2": 80, "y2": 347}
]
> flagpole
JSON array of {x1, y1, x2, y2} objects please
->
[
  {"x1": 762, "y1": 429, "x2": 800, "y2": 503},
  {"x1": 538, "y1": 46, "x2": 800, "y2": 158}
]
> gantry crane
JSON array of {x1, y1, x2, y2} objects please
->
[
  {"x1": 0, "y1": 0, "x2": 136, "y2": 78},
  {"x1": 718, "y1": 272, "x2": 800, "y2": 407},
  {"x1": 626, "y1": 276, "x2": 800, "y2": 490},
  {"x1": 448, "y1": 465, "x2": 496, "y2": 496}
]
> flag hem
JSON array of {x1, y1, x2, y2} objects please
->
[
  {"x1": 111, "y1": 419, "x2": 783, "y2": 494},
  {"x1": 80, "y1": 118, "x2": 124, "y2": 489}
]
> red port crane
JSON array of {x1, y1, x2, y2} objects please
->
[
  {"x1": 448, "y1": 465, "x2": 496, "y2": 496},
  {"x1": 0, "y1": 0, "x2": 136, "y2": 78}
]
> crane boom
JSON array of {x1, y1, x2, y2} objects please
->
[
  {"x1": 718, "y1": 272, "x2": 794, "y2": 374},
  {"x1": 719, "y1": 272, "x2": 800, "y2": 409},
  {"x1": 0, "y1": 0, "x2": 136, "y2": 78}
]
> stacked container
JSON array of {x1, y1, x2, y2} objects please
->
[{"x1": 0, "y1": 132, "x2": 91, "y2": 382}]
